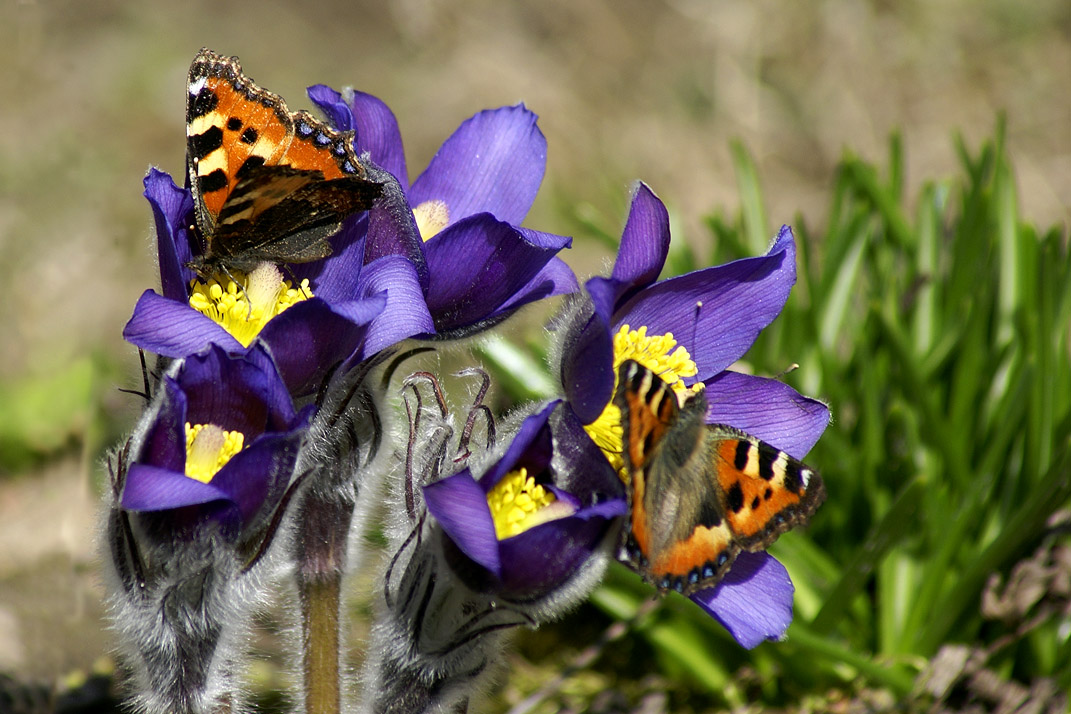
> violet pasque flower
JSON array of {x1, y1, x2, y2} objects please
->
[
  {"x1": 558, "y1": 183, "x2": 830, "y2": 648},
  {"x1": 123, "y1": 168, "x2": 419, "y2": 394},
  {"x1": 308, "y1": 87, "x2": 579, "y2": 336},
  {"x1": 423, "y1": 401, "x2": 626, "y2": 603},
  {"x1": 120, "y1": 342, "x2": 312, "y2": 543},
  {"x1": 105, "y1": 343, "x2": 311, "y2": 714}
]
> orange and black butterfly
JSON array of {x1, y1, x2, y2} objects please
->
[
  {"x1": 615, "y1": 359, "x2": 825, "y2": 595},
  {"x1": 184, "y1": 48, "x2": 381, "y2": 278}
]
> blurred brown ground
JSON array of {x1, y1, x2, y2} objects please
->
[{"x1": 0, "y1": 0, "x2": 1068, "y2": 703}]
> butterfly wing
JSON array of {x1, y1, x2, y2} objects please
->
[
  {"x1": 617, "y1": 360, "x2": 740, "y2": 595},
  {"x1": 615, "y1": 359, "x2": 825, "y2": 596},
  {"x1": 706, "y1": 425, "x2": 825, "y2": 552},
  {"x1": 185, "y1": 49, "x2": 380, "y2": 275},
  {"x1": 207, "y1": 164, "x2": 379, "y2": 269}
]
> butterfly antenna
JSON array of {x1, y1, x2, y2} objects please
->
[
  {"x1": 282, "y1": 262, "x2": 313, "y2": 301},
  {"x1": 216, "y1": 264, "x2": 255, "y2": 321}
]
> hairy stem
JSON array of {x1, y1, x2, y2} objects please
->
[
  {"x1": 301, "y1": 571, "x2": 342, "y2": 714},
  {"x1": 296, "y1": 492, "x2": 352, "y2": 714}
]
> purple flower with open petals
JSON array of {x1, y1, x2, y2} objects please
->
[
  {"x1": 121, "y1": 343, "x2": 312, "y2": 543},
  {"x1": 423, "y1": 402, "x2": 625, "y2": 603},
  {"x1": 308, "y1": 87, "x2": 579, "y2": 336},
  {"x1": 123, "y1": 168, "x2": 423, "y2": 394},
  {"x1": 557, "y1": 183, "x2": 830, "y2": 647}
]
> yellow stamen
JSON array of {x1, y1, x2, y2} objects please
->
[
  {"x1": 486, "y1": 467, "x2": 572, "y2": 539},
  {"x1": 584, "y1": 324, "x2": 703, "y2": 480},
  {"x1": 413, "y1": 199, "x2": 450, "y2": 241},
  {"x1": 184, "y1": 422, "x2": 245, "y2": 484},
  {"x1": 188, "y1": 262, "x2": 312, "y2": 347}
]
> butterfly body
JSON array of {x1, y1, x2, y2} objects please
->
[
  {"x1": 184, "y1": 48, "x2": 381, "y2": 278},
  {"x1": 615, "y1": 360, "x2": 824, "y2": 596}
]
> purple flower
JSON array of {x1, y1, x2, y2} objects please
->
[
  {"x1": 558, "y1": 183, "x2": 830, "y2": 648},
  {"x1": 123, "y1": 169, "x2": 417, "y2": 394},
  {"x1": 120, "y1": 343, "x2": 312, "y2": 542},
  {"x1": 308, "y1": 87, "x2": 579, "y2": 336},
  {"x1": 423, "y1": 402, "x2": 626, "y2": 602}
]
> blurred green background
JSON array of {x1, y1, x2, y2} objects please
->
[{"x1": 0, "y1": 1, "x2": 1069, "y2": 711}]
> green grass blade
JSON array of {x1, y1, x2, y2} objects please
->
[{"x1": 730, "y1": 139, "x2": 770, "y2": 254}]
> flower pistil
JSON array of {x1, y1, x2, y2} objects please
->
[
  {"x1": 188, "y1": 262, "x2": 312, "y2": 347},
  {"x1": 185, "y1": 422, "x2": 245, "y2": 484}
]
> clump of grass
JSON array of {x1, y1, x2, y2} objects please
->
[{"x1": 488, "y1": 120, "x2": 1071, "y2": 712}]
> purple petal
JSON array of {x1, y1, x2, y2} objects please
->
[
  {"x1": 237, "y1": 343, "x2": 299, "y2": 429},
  {"x1": 499, "y1": 256, "x2": 579, "y2": 313},
  {"x1": 122, "y1": 463, "x2": 233, "y2": 513},
  {"x1": 514, "y1": 226, "x2": 572, "y2": 251},
  {"x1": 178, "y1": 345, "x2": 274, "y2": 436},
  {"x1": 424, "y1": 471, "x2": 501, "y2": 577},
  {"x1": 496, "y1": 505, "x2": 620, "y2": 598},
  {"x1": 610, "y1": 182, "x2": 670, "y2": 298},
  {"x1": 328, "y1": 294, "x2": 390, "y2": 326},
  {"x1": 356, "y1": 255, "x2": 435, "y2": 358},
  {"x1": 123, "y1": 290, "x2": 243, "y2": 358},
  {"x1": 208, "y1": 429, "x2": 303, "y2": 530},
  {"x1": 559, "y1": 301, "x2": 614, "y2": 424},
  {"x1": 139, "y1": 377, "x2": 188, "y2": 471},
  {"x1": 257, "y1": 297, "x2": 381, "y2": 397},
  {"x1": 689, "y1": 552, "x2": 794, "y2": 648},
  {"x1": 548, "y1": 405, "x2": 626, "y2": 500},
  {"x1": 307, "y1": 84, "x2": 409, "y2": 191},
  {"x1": 346, "y1": 89, "x2": 409, "y2": 188},
  {"x1": 704, "y1": 371, "x2": 830, "y2": 459},
  {"x1": 306, "y1": 84, "x2": 357, "y2": 134},
  {"x1": 347, "y1": 88, "x2": 409, "y2": 189},
  {"x1": 615, "y1": 226, "x2": 797, "y2": 380},
  {"x1": 410, "y1": 105, "x2": 545, "y2": 227},
  {"x1": 143, "y1": 168, "x2": 195, "y2": 301},
  {"x1": 363, "y1": 165, "x2": 429, "y2": 289},
  {"x1": 292, "y1": 214, "x2": 369, "y2": 302},
  {"x1": 423, "y1": 214, "x2": 566, "y2": 332},
  {"x1": 585, "y1": 276, "x2": 619, "y2": 326},
  {"x1": 481, "y1": 402, "x2": 557, "y2": 489}
]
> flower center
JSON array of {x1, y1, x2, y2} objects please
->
[
  {"x1": 188, "y1": 262, "x2": 312, "y2": 347},
  {"x1": 584, "y1": 324, "x2": 702, "y2": 480},
  {"x1": 413, "y1": 199, "x2": 450, "y2": 241},
  {"x1": 486, "y1": 467, "x2": 573, "y2": 539},
  {"x1": 184, "y1": 422, "x2": 245, "y2": 484}
]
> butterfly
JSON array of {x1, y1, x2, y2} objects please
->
[
  {"x1": 184, "y1": 48, "x2": 382, "y2": 278},
  {"x1": 615, "y1": 359, "x2": 825, "y2": 595}
]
